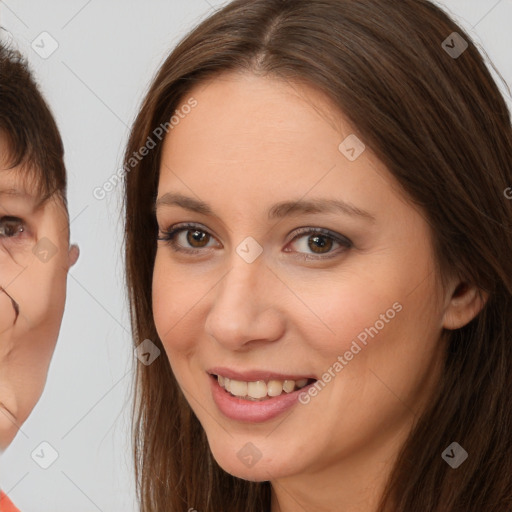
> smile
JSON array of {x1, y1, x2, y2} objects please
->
[
  {"x1": 208, "y1": 369, "x2": 318, "y2": 422},
  {"x1": 216, "y1": 374, "x2": 313, "y2": 401}
]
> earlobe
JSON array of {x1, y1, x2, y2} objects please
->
[
  {"x1": 442, "y1": 282, "x2": 488, "y2": 330},
  {"x1": 68, "y1": 244, "x2": 80, "y2": 268}
]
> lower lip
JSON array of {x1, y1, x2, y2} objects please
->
[{"x1": 210, "y1": 375, "x2": 315, "y2": 423}]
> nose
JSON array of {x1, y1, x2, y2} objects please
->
[{"x1": 204, "y1": 256, "x2": 286, "y2": 351}]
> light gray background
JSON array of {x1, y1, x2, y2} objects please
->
[{"x1": 0, "y1": 1, "x2": 510, "y2": 510}]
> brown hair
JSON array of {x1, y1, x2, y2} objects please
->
[
  {"x1": 123, "y1": 0, "x2": 512, "y2": 510},
  {"x1": 0, "y1": 40, "x2": 67, "y2": 204}
]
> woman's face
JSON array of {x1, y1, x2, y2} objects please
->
[
  {"x1": 0, "y1": 139, "x2": 78, "y2": 451},
  {"x1": 153, "y1": 72, "x2": 457, "y2": 483}
]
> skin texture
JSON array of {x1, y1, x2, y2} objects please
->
[
  {"x1": 152, "y1": 72, "x2": 486, "y2": 512},
  {"x1": 0, "y1": 135, "x2": 79, "y2": 451}
]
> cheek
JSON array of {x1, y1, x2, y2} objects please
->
[
  {"x1": 0, "y1": 244, "x2": 30, "y2": 287},
  {"x1": 0, "y1": 288, "x2": 17, "y2": 337},
  {"x1": 0, "y1": 333, "x2": 54, "y2": 449},
  {"x1": 0, "y1": 261, "x2": 68, "y2": 427},
  {"x1": 280, "y1": 266, "x2": 404, "y2": 360},
  {"x1": 304, "y1": 244, "x2": 439, "y2": 357},
  {"x1": 0, "y1": 414, "x2": 17, "y2": 451},
  {"x1": 9, "y1": 248, "x2": 68, "y2": 325},
  {"x1": 152, "y1": 253, "x2": 212, "y2": 354},
  {"x1": 10, "y1": 277, "x2": 66, "y2": 338},
  {"x1": 314, "y1": 278, "x2": 443, "y2": 430},
  {"x1": 292, "y1": 254, "x2": 443, "y2": 407}
]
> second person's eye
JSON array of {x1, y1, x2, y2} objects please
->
[{"x1": 0, "y1": 216, "x2": 26, "y2": 239}]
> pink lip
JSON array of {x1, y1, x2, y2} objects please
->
[
  {"x1": 207, "y1": 367, "x2": 316, "y2": 382},
  {"x1": 209, "y1": 373, "x2": 317, "y2": 423}
]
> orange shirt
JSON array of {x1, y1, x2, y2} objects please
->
[{"x1": 0, "y1": 491, "x2": 20, "y2": 512}]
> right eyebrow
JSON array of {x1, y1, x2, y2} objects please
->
[{"x1": 155, "y1": 192, "x2": 212, "y2": 216}]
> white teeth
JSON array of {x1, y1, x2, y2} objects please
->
[
  {"x1": 247, "y1": 380, "x2": 267, "y2": 399},
  {"x1": 229, "y1": 379, "x2": 248, "y2": 397},
  {"x1": 216, "y1": 375, "x2": 311, "y2": 400},
  {"x1": 282, "y1": 380, "x2": 295, "y2": 393},
  {"x1": 267, "y1": 380, "x2": 283, "y2": 397}
]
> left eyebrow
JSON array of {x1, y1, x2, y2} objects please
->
[
  {"x1": 267, "y1": 198, "x2": 376, "y2": 222},
  {"x1": 155, "y1": 192, "x2": 376, "y2": 223}
]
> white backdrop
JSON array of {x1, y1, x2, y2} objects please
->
[{"x1": 0, "y1": 1, "x2": 510, "y2": 510}]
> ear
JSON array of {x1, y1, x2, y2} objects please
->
[
  {"x1": 68, "y1": 243, "x2": 80, "y2": 268},
  {"x1": 442, "y1": 281, "x2": 488, "y2": 330}
]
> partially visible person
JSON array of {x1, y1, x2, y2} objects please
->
[
  {"x1": 0, "y1": 41, "x2": 79, "y2": 511},
  {"x1": 0, "y1": 490, "x2": 18, "y2": 512}
]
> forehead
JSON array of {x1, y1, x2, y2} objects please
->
[
  {"x1": 0, "y1": 168, "x2": 46, "y2": 212},
  {"x1": 158, "y1": 73, "x2": 404, "y2": 218},
  {"x1": 161, "y1": 74, "x2": 349, "y2": 183},
  {"x1": 0, "y1": 133, "x2": 50, "y2": 208},
  {"x1": 166, "y1": 72, "x2": 343, "y2": 151},
  {"x1": 0, "y1": 160, "x2": 65, "y2": 218}
]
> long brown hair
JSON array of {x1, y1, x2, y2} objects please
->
[{"x1": 123, "y1": 1, "x2": 512, "y2": 510}]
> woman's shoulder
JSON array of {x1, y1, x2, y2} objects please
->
[{"x1": 0, "y1": 491, "x2": 21, "y2": 512}]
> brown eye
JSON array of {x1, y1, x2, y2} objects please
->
[
  {"x1": 0, "y1": 217, "x2": 25, "y2": 238},
  {"x1": 186, "y1": 229, "x2": 210, "y2": 248},
  {"x1": 157, "y1": 223, "x2": 220, "y2": 254},
  {"x1": 307, "y1": 234, "x2": 334, "y2": 254},
  {"x1": 286, "y1": 227, "x2": 352, "y2": 259}
]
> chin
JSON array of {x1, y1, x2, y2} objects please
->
[
  {"x1": 207, "y1": 437, "x2": 298, "y2": 482},
  {"x1": 213, "y1": 455, "x2": 275, "y2": 482}
]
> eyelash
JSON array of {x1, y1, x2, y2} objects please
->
[{"x1": 157, "y1": 222, "x2": 352, "y2": 260}]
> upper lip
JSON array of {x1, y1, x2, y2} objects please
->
[{"x1": 208, "y1": 367, "x2": 317, "y2": 382}]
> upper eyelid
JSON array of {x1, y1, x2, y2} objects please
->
[
  {"x1": 162, "y1": 222, "x2": 218, "y2": 239},
  {"x1": 160, "y1": 223, "x2": 221, "y2": 248}
]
